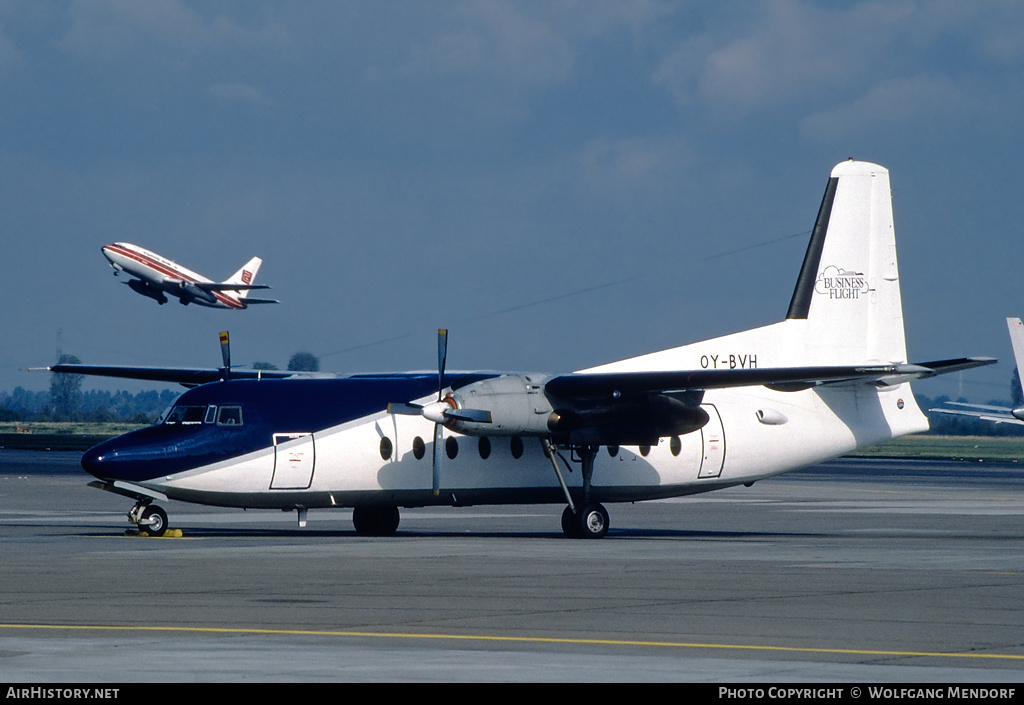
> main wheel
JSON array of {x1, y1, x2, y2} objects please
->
[
  {"x1": 140, "y1": 505, "x2": 168, "y2": 535},
  {"x1": 575, "y1": 503, "x2": 609, "y2": 539},
  {"x1": 352, "y1": 505, "x2": 400, "y2": 536},
  {"x1": 561, "y1": 505, "x2": 580, "y2": 538}
]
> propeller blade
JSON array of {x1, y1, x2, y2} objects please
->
[
  {"x1": 432, "y1": 419, "x2": 442, "y2": 496},
  {"x1": 219, "y1": 331, "x2": 231, "y2": 381},
  {"x1": 437, "y1": 329, "x2": 448, "y2": 401},
  {"x1": 432, "y1": 328, "x2": 448, "y2": 496},
  {"x1": 444, "y1": 408, "x2": 492, "y2": 423},
  {"x1": 386, "y1": 402, "x2": 423, "y2": 415}
]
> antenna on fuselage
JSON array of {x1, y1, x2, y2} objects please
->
[{"x1": 220, "y1": 330, "x2": 231, "y2": 381}]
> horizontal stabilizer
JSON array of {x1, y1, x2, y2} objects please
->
[{"x1": 197, "y1": 282, "x2": 272, "y2": 292}]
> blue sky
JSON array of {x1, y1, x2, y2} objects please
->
[{"x1": 2, "y1": 0, "x2": 1023, "y2": 402}]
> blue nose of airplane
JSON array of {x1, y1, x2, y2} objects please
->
[{"x1": 81, "y1": 443, "x2": 114, "y2": 481}]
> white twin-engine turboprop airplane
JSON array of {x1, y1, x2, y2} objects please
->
[
  {"x1": 102, "y1": 242, "x2": 279, "y2": 309},
  {"x1": 57, "y1": 161, "x2": 992, "y2": 538}
]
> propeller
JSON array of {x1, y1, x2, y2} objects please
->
[
  {"x1": 432, "y1": 328, "x2": 447, "y2": 496},
  {"x1": 219, "y1": 330, "x2": 231, "y2": 381},
  {"x1": 385, "y1": 330, "x2": 449, "y2": 495},
  {"x1": 387, "y1": 329, "x2": 493, "y2": 496}
]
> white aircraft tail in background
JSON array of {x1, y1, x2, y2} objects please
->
[
  {"x1": 102, "y1": 243, "x2": 279, "y2": 309},
  {"x1": 931, "y1": 317, "x2": 1024, "y2": 425}
]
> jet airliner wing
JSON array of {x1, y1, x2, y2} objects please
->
[{"x1": 191, "y1": 282, "x2": 272, "y2": 291}]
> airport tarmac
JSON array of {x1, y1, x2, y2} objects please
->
[{"x1": 1, "y1": 449, "x2": 1023, "y2": 682}]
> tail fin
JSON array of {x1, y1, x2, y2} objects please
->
[
  {"x1": 1008, "y1": 317, "x2": 1024, "y2": 402},
  {"x1": 225, "y1": 257, "x2": 263, "y2": 300},
  {"x1": 785, "y1": 160, "x2": 907, "y2": 366},
  {"x1": 585, "y1": 160, "x2": 910, "y2": 374}
]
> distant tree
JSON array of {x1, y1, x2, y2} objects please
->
[
  {"x1": 49, "y1": 354, "x2": 83, "y2": 421},
  {"x1": 253, "y1": 361, "x2": 279, "y2": 371},
  {"x1": 287, "y1": 352, "x2": 320, "y2": 372}
]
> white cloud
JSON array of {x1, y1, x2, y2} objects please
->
[
  {"x1": 800, "y1": 74, "x2": 982, "y2": 142},
  {"x1": 377, "y1": 0, "x2": 574, "y2": 87},
  {"x1": 574, "y1": 135, "x2": 694, "y2": 202},
  {"x1": 652, "y1": 0, "x2": 917, "y2": 117}
]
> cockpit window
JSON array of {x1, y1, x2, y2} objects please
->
[
  {"x1": 217, "y1": 406, "x2": 243, "y2": 426},
  {"x1": 163, "y1": 404, "x2": 243, "y2": 427},
  {"x1": 165, "y1": 405, "x2": 206, "y2": 425}
]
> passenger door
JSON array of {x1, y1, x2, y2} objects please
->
[{"x1": 270, "y1": 433, "x2": 315, "y2": 489}]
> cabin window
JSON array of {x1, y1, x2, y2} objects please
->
[
  {"x1": 412, "y1": 436, "x2": 425, "y2": 460},
  {"x1": 607, "y1": 445, "x2": 619, "y2": 457},
  {"x1": 478, "y1": 437, "x2": 491, "y2": 460},
  {"x1": 165, "y1": 405, "x2": 206, "y2": 425},
  {"x1": 380, "y1": 437, "x2": 393, "y2": 461},
  {"x1": 670, "y1": 436, "x2": 681, "y2": 456},
  {"x1": 510, "y1": 436, "x2": 524, "y2": 459},
  {"x1": 204, "y1": 406, "x2": 218, "y2": 424},
  {"x1": 639, "y1": 445, "x2": 651, "y2": 457},
  {"x1": 445, "y1": 436, "x2": 459, "y2": 459},
  {"x1": 217, "y1": 406, "x2": 243, "y2": 426}
]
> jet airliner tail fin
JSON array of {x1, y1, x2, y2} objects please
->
[{"x1": 224, "y1": 257, "x2": 265, "y2": 301}]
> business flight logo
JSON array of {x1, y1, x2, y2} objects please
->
[
  {"x1": 242, "y1": 270, "x2": 253, "y2": 285},
  {"x1": 815, "y1": 265, "x2": 868, "y2": 300}
]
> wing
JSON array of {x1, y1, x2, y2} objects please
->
[
  {"x1": 929, "y1": 401, "x2": 1024, "y2": 425},
  {"x1": 406, "y1": 357, "x2": 998, "y2": 447},
  {"x1": 37, "y1": 364, "x2": 328, "y2": 387},
  {"x1": 543, "y1": 357, "x2": 996, "y2": 398},
  {"x1": 194, "y1": 282, "x2": 273, "y2": 291}
]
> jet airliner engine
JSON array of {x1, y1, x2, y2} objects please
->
[
  {"x1": 423, "y1": 374, "x2": 710, "y2": 446},
  {"x1": 176, "y1": 281, "x2": 217, "y2": 305},
  {"x1": 126, "y1": 278, "x2": 168, "y2": 305}
]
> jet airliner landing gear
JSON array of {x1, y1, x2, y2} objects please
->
[
  {"x1": 544, "y1": 440, "x2": 610, "y2": 539},
  {"x1": 129, "y1": 502, "x2": 169, "y2": 535}
]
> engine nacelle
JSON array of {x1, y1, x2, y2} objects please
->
[
  {"x1": 441, "y1": 374, "x2": 711, "y2": 446},
  {"x1": 443, "y1": 374, "x2": 556, "y2": 437},
  {"x1": 127, "y1": 278, "x2": 168, "y2": 305}
]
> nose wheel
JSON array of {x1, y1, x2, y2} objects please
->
[{"x1": 129, "y1": 503, "x2": 169, "y2": 536}]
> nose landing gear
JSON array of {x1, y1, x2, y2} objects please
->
[{"x1": 129, "y1": 502, "x2": 169, "y2": 536}]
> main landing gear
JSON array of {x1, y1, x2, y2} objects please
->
[
  {"x1": 544, "y1": 440, "x2": 610, "y2": 539},
  {"x1": 352, "y1": 505, "x2": 400, "y2": 536}
]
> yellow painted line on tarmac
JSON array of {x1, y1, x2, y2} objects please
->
[{"x1": 2, "y1": 623, "x2": 1023, "y2": 662}]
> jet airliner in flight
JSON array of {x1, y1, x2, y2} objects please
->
[
  {"x1": 48, "y1": 161, "x2": 992, "y2": 538},
  {"x1": 102, "y1": 242, "x2": 278, "y2": 309}
]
